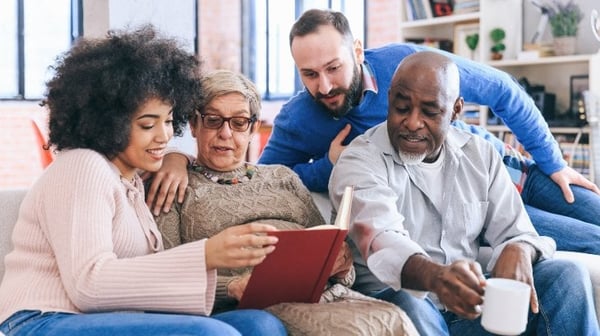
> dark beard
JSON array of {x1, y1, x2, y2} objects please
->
[{"x1": 313, "y1": 66, "x2": 362, "y2": 118}]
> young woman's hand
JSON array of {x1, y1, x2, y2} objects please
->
[
  {"x1": 330, "y1": 241, "x2": 353, "y2": 278},
  {"x1": 205, "y1": 223, "x2": 279, "y2": 269},
  {"x1": 227, "y1": 274, "x2": 251, "y2": 301}
]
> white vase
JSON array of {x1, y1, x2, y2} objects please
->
[{"x1": 553, "y1": 36, "x2": 577, "y2": 56}]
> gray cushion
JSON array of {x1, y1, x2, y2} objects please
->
[{"x1": 0, "y1": 189, "x2": 27, "y2": 281}]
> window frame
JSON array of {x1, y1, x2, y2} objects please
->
[{"x1": 0, "y1": 0, "x2": 82, "y2": 101}]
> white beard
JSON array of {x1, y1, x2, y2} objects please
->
[{"x1": 398, "y1": 151, "x2": 427, "y2": 165}]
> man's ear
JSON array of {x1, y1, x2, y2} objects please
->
[
  {"x1": 451, "y1": 97, "x2": 464, "y2": 121},
  {"x1": 353, "y1": 39, "x2": 365, "y2": 64}
]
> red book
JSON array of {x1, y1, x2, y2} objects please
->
[{"x1": 237, "y1": 186, "x2": 354, "y2": 309}]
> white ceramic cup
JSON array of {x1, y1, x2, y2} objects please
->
[{"x1": 481, "y1": 278, "x2": 530, "y2": 335}]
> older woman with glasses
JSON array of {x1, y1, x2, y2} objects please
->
[
  {"x1": 153, "y1": 70, "x2": 418, "y2": 335},
  {"x1": 154, "y1": 69, "x2": 352, "y2": 310}
]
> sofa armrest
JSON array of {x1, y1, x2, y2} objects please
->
[{"x1": 0, "y1": 189, "x2": 27, "y2": 281}]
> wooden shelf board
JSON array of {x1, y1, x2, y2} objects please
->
[
  {"x1": 400, "y1": 12, "x2": 480, "y2": 29},
  {"x1": 486, "y1": 124, "x2": 590, "y2": 134},
  {"x1": 488, "y1": 54, "x2": 593, "y2": 67}
]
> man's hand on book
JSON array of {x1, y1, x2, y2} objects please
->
[
  {"x1": 228, "y1": 274, "x2": 251, "y2": 301},
  {"x1": 331, "y1": 242, "x2": 353, "y2": 278}
]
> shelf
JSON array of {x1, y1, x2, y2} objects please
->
[
  {"x1": 487, "y1": 54, "x2": 593, "y2": 67},
  {"x1": 400, "y1": 12, "x2": 480, "y2": 29},
  {"x1": 486, "y1": 124, "x2": 590, "y2": 134}
]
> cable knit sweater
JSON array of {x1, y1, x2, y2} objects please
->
[
  {"x1": 0, "y1": 149, "x2": 216, "y2": 325},
  {"x1": 155, "y1": 163, "x2": 327, "y2": 312}
]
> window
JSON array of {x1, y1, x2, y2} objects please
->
[
  {"x1": 0, "y1": 0, "x2": 78, "y2": 100},
  {"x1": 108, "y1": 0, "x2": 197, "y2": 54},
  {"x1": 242, "y1": 0, "x2": 365, "y2": 100}
]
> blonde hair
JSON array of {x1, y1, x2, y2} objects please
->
[{"x1": 192, "y1": 70, "x2": 261, "y2": 125}]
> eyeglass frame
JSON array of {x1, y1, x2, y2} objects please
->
[{"x1": 197, "y1": 112, "x2": 258, "y2": 132}]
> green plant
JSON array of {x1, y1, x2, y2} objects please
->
[
  {"x1": 548, "y1": 0, "x2": 583, "y2": 37},
  {"x1": 489, "y1": 28, "x2": 506, "y2": 54},
  {"x1": 465, "y1": 33, "x2": 479, "y2": 51}
]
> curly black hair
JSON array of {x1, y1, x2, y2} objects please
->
[{"x1": 43, "y1": 25, "x2": 202, "y2": 159}]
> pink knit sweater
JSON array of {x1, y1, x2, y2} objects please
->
[{"x1": 0, "y1": 149, "x2": 216, "y2": 324}]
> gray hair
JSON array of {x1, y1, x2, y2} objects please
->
[{"x1": 192, "y1": 70, "x2": 261, "y2": 124}]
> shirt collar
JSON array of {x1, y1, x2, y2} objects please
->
[{"x1": 361, "y1": 62, "x2": 378, "y2": 95}]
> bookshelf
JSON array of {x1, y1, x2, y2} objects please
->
[{"x1": 399, "y1": 0, "x2": 600, "y2": 183}]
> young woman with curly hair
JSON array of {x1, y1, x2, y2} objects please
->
[{"x1": 0, "y1": 26, "x2": 286, "y2": 336}]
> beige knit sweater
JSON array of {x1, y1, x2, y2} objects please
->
[
  {"x1": 0, "y1": 149, "x2": 216, "y2": 324},
  {"x1": 155, "y1": 163, "x2": 327, "y2": 312}
]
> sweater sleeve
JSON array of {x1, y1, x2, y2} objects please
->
[{"x1": 41, "y1": 150, "x2": 216, "y2": 315}]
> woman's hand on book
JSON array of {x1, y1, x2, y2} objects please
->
[
  {"x1": 331, "y1": 242, "x2": 353, "y2": 278},
  {"x1": 205, "y1": 223, "x2": 279, "y2": 270}
]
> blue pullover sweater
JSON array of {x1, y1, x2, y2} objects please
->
[{"x1": 259, "y1": 43, "x2": 564, "y2": 192}]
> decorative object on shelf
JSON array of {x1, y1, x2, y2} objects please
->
[
  {"x1": 583, "y1": 90, "x2": 600, "y2": 183},
  {"x1": 592, "y1": 9, "x2": 600, "y2": 42},
  {"x1": 489, "y1": 28, "x2": 506, "y2": 60},
  {"x1": 429, "y1": 0, "x2": 453, "y2": 17},
  {"x1": 453, "y1": 21, "x2": 480, "y2": 61},
  {"x1": 547, "y1": 0, "x2": 583, "y2": 56},
  {"x1": 466, "y1": 33, "x2": 479, "y2": 59},
  {"x1": 569, "y1": 74, "x2": 589, "y2": 125}
]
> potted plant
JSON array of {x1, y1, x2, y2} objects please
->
[
  {"x1": 547, "y1": 0, "x2": 583, "y2": 55},
  {"x1": 465, "y1": 33, "x2": 479, "y2": 60},
  {"x1": 489, "y1": 28, "x2": 506, "y2": 60}
]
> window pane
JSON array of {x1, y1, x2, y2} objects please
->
[
  {"x1": 0, "y1": 0, "x2": 19, "y2": 98},
  {"x1": 302, "y1": 0, "x2": 328, "y2": 11},
  {"x1": 109, "y1": 0, "x2": 197, "y2": 53},
  {"x1": 254, "y1": 0, "x2": 267, "y2": 96},
  {"x1": 24, "y1": 0, "x2": 72, "y2": 99},
  {"x1": 331, "y1": 0, "x2": 364, "y2": 42},
  {"x1": 267, "y1": 0, "x2": 295, "y2": 97}
]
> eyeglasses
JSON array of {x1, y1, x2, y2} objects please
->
[{"x1": 198, "y1": 113, "x2": 257, "y2": 132}]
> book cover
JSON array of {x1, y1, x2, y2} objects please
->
[{"x1": 237, "y1": 186, "x2": 354, "y2": 309}]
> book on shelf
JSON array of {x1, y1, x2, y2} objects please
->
[
  {"x1": 557, "y1": 134, "x2": 591, "y2": 177},
  {"x1": 459, "y1": 102, "x2": 481, "y2": 125},
  {"x1": 452, "y1": 0, "x2": 479, "y2": 14},
  {"x1": 405, "y1": 38, "x2": 453, "y2": 53},
  {"x1": 237, "y1": 185, "x2": 354, "y2": 310},
  {"x1": 405, "y1": 0, "x2": 433, "y2": 21}
]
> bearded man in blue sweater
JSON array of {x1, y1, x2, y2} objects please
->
[{"x1": 256, "y1": 9, "x2": 600, "y2": 254}]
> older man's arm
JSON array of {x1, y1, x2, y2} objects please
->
[{"x1": 402, "y1": 254, "x2": 486, "y2": 320}]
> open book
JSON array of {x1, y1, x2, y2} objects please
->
[{"x1": 237, "y1": 186, "x2": 354, "y2": 309}]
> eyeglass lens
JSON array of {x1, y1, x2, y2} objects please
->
[{"x1": 202, "y1": 114, "x2": 253, "y2": 132}]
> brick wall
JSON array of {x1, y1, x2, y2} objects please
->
[
  {"x1": 0, "y1": 102, "x2": 49, "y2": 189},
  {"x1": 198, "y1": 0, "x2": 242, "y2": 72},
  {"x1": 366, "y1": 0, "x2": 403, "y2": 48}
]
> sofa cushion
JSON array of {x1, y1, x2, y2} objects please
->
[{"x1": 0, "y1": 189, "x2": 27, "y2": 280}]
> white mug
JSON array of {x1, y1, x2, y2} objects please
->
[{"x1": 481, "y1": 278, "x2": 530, "y2": 335}]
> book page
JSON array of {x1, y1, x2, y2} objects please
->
[{"x1": 334, "y1": 185, "x2": 354, "y2": 230}]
